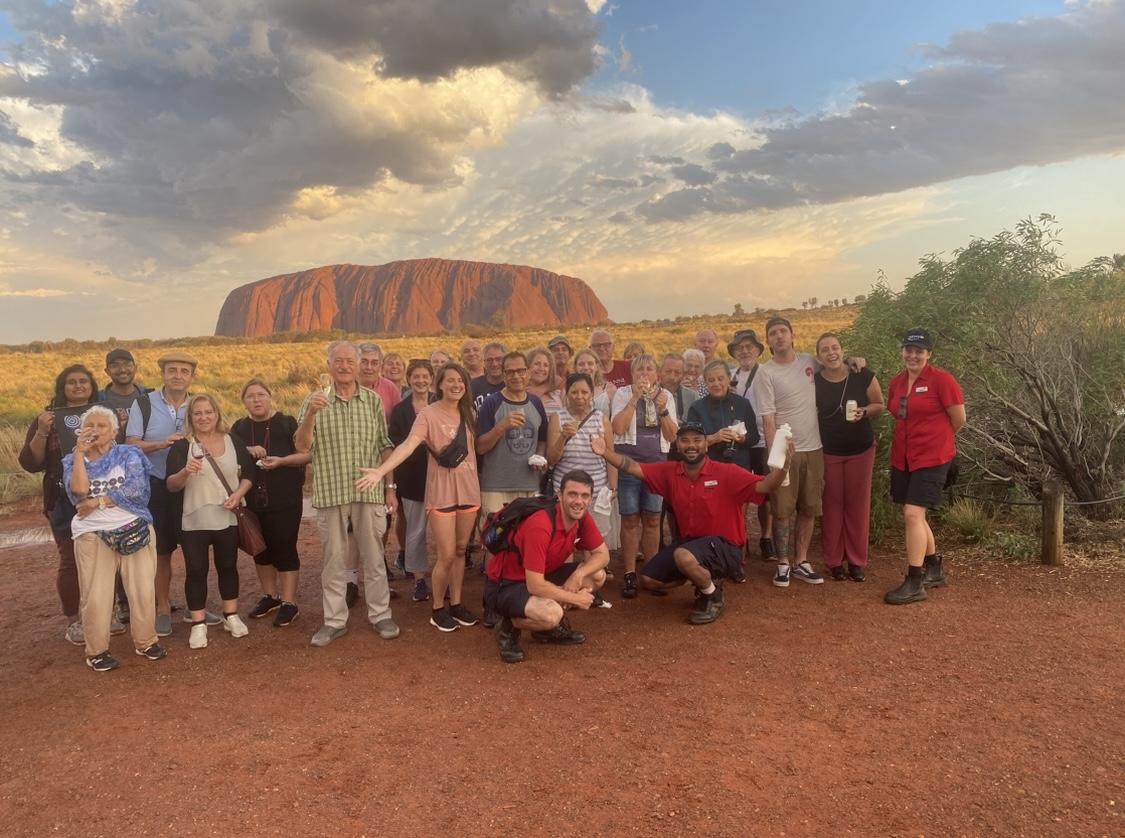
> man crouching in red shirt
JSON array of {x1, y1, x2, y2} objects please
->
[
  {"x1": 591, "y1": 422, "x2": 792, "y2": 624},
  {"x1": 484, "y1": 470, "x2": 609, "y2": 663}
]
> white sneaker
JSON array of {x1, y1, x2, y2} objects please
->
[
  {"x1": 223, "y1": 614, "x2": 249, "y2": 638},
  {"x1": 189, "y1": 623, "x2": 208, "y2": 649}
]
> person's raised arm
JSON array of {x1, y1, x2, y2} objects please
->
[{"x1": 589, "y1": 433, "x2": 642, "y2": 480}]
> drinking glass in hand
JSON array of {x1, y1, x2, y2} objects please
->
[
  {"x1": 190, "y1": 441, "x2": 205, "y2": 460},
  {"x1": 319, "y1": 373, "x2": 332, "y2": 395}
]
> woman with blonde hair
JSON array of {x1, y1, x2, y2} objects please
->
[
  {"x1": 574, "y1": 348, "x2": 616, "y2": 416},
  {"x1": 526, "y1": 346, "x2": 563, "y2": 415},
  {"x1": 166, "y1": 394, "x2": 257, "y2": 648}
]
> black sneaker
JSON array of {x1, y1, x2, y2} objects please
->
[
  {"x1": 430, "y1": 607, "x2": 459, "y2": 632},
  {"x1": 495, "y1": 616, "x2": 524, "y2": 663},
  {"x1": 621, "y1": 571, "x2": 639, "y2": 599},
  {"x1": 688, "y1": 581, "x2": 725, "y2": 624},
  {"x1": 729, "y1": 565, "x2": 747, "y2": 583},
  {"x1": 827, "y1": 566, "x2": 846, "y2": 581},
  {"x1": 86, "y1": 652, "x2": 119, "y2": 672},
  {"x1": 273, "y1": 602, "x2": 299, "y2": 627},
  {"x1": 848, "y1": 564, "x2": 866, "y2": 582},
  {"x1": 759, "y1": 537, "x2": 778, "y2": 560},
  {"x1": 345, "y1": 582, "x2": 359, "y2": 608},
  {"x1": 248, "y1": 595, "x2": 282, "y2": 618},
  {"x1": 135, "y1": 643, "x2": 167, "y2": 661},
  {"x1": 532, "y1": 618, "x2": 586, "y2": 645},
  {"x1": 449, "y1": 603, "x2": 479, "y2": 627}
]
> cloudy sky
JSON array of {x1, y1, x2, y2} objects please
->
[{"x1": 0, "y1": 0, "x2": 1122, "y2": 342}]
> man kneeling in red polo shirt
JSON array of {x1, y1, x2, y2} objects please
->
[
  {"x1": 590, "y1": 422, "x2": 792, "y2": 624},
  {"x1": 484, "y1": 470, "x2": 609, "y2": 663}
]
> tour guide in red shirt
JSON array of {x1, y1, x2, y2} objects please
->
[
  {"x1": 590, "y1": 421, "x2": 793, "y2": 624},
  {"x1": 484, "y1": 470, "x2": 609, "y2": 663}
]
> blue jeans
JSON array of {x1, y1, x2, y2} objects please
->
[{"x1": 617, "y1": 471, "x2": 663, "y2": 516}]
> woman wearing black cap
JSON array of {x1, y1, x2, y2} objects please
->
[{"x1": 884, "y1": 329, "x2": 966, "y2": 605}]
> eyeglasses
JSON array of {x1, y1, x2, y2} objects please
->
[
  {"x1": 591, "y1": 342, "x2": 613, "y2": 350},
  {"x1": 504, "y1": 368, "x2": 529, "y2": 376},
  {"x1": 898, "y1": 396, "x2": 908, "y2": 419}
]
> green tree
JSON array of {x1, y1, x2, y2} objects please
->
[{"x1": 846, "y1": 216, "x2": 1125, "y2": 519}]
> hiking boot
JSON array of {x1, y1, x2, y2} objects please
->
[
  {"x1": 248, "y1": 595, "x2": 282, "y2": 619},
  {"x1": 772, "y1": 564, "x2": 791, "y2": 588},
  {"x1": 495, "y1": 616, "x2": 524, "y2": 663},
  {"x1": 412, "y1": 578, "x2": 431, "y2": 602},
  {"x1": 430, "y1": 607, "x2": 459, "y2": 632},
  {"x1": 345, "y1": 582, "x2": 359, "y2": 608},
  {"x1": 923, "y1": 555, "x2": 948, "y2": 588},
  {"x1": 621, "y1": 571, "x2": 639, "y2": 599},
  {"x1": 792, "y1": 562, "x2": 824, "y2": 584},
  {"x1": 532, "y1": 618, "x2": 586, "y2": 645},
  {"x1": 848, "y1": 564, "x2": 866, "y2": 582},
  {"x1": 135, "y1": 643, "x2": 167, "y2": 661},
  {"x1": 884, "y1": 567, "x2": 927, "y2": 605},
  {"x1": 86, "y1": 652, "x2": 119, "y2": 672},
  {"x1": 273, "y1": 602, "x2": 299, "y2": 627},
  {"x1": 688, "y1": 580, "x2": 725, "y2": 624},
  {"x1": 65, "y1": 621, "x2": 84, "y2": 646},
  {"x1": 827, "y1": 566, "x2": 846, "y2": 582},
  {"x1": 449, "y1": 603, "x2": 479, "y2": 627},
  {"x1": 759, "y1": 537, "x2": 778, "y2": 560}
]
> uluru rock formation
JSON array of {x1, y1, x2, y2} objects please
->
[{"x1": 214, "y1": 258, "x2": 608, "y2": 338}]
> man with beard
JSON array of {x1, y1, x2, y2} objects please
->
[{"x1": 590, "y1": 422, "x2": 792, "y2": 624}]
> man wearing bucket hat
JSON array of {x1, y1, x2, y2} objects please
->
[
  {"x1": 589, "y1": 421, "x2": 792, "y2": 624},
  {"x1": 727, "y1": 329, "x2": 776, "y2": 560},
  {"x1": 547, "y1": 335, "x2": 574, "y2": 382}
]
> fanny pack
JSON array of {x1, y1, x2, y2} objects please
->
[
  {"x1": 97, "y1": 517, "x2": 151, "y2": 555},
  {"x1": 428, "y1": 419, "x2": 468, "y2": 469}
]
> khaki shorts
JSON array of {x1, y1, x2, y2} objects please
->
[
  {"x1": 770, "y1": 449, "x2": 825, "y2": 518},
  {"x1": 480, "y1": 490, "x2": 536, "y2": 518}
]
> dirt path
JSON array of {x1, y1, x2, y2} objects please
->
[{"x1": 1, "y1": 508, "x2": 1122, "y2": 837}]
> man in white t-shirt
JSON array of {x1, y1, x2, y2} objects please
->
[{"x1": 751, "y1": 317, "x2": 825, "y2": 588}]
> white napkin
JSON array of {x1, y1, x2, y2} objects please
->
[{"x1": 594, "y1": 485, "x2": 614, "y2": 515}]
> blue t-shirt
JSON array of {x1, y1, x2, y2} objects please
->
[{"x1": 125, "y1": 389, "x2": 189, "y2": 479}]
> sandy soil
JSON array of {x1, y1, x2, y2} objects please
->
[{"x1": 1, "y1": 500, "x2": 1122, "y2": 837}]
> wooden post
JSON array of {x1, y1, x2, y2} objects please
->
[{"x1": 1041, "y1": 481, "x2": 1064, "y2": 566}]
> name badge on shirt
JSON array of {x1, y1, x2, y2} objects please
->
[
  {"x1": 916, "y1": 386, "x2": 928, "y2": 393},
  {"x1": 704, "y1": 480, "x2": 718, "y2": 487}
]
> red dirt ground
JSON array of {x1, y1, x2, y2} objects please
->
[{"x1": 1, "y1": 500, "x2": 1122, "y2": 837}]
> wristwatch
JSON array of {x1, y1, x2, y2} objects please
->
[
  {"x1": 658, "y1": 410, "x2": 670, "y2": 418},
  {"x1": 386, "y1": 483, "x2": 398, "y2": 489},
  {"x1": 97, "y1": 496, "x2": 106, "y2": 510}
]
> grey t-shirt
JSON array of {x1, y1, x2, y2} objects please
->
[
  {"x1": 476, "y1": 391, "x2": 548, "y2": 492},
  {"x1": 752, "y1": 353, "x2": 822, "y2": 452}
]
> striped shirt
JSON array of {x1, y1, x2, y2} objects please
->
[
  {"x1": 552, "y1": 408, "x2": 609, "y2": 494},
  {"x1": 298, "y1": 386, "x2": 392, "y2": 509}
]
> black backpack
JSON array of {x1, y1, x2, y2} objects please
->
[{"x1": 481, "y1": 495, "x2": 558, "y2": 560}]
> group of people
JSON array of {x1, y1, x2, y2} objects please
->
[{"x1": 20, "y1": 320, "x2": 965, "y2": 668}]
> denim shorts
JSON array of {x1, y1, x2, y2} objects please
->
[{"x1": 617, "y1": 470, "x2": 663, "y2": 516}]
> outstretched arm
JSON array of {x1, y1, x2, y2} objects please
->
[{"x1": 589, "y1": 433, "x2": 643, "y2": 480}]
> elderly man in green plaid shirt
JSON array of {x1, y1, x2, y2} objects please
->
[{"x1": 296, "y1": 341, "x2": 400, "y2": 647}]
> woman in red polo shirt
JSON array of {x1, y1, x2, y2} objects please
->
[{"x1": 884, "y1": 329, "x2": 966, "y2": 605}]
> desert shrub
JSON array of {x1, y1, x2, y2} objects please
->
[{"x1": 942, "y1": 499, "x2": 993, "y2": 543}]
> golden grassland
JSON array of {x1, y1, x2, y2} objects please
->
[{"x1": 0, "y1": 307, "x2": 856, "y2": 504}]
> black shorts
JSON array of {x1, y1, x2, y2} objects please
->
[
  {"x1": 891, "y1": 463, "x2": 952, "y2": 511},
  {"x1": 484, "y1": 564, "x2": 579, "y2": 619},
  {"x1": 641, "y1": 536, "x2": 743, "y2": 583},
  {"x1": 150, "y1": 475, "x2": 183, "y2": 556}
]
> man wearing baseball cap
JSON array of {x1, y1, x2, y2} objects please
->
[
  {"x1": 99, "y1": 349, "x2": 150, "y2": 437},
  {"x1": 589, "y1": 421, "x2": 792, "y2": 624},
  {"x1": 547, "y1": 335, "x2": 574, "y2": 382}
]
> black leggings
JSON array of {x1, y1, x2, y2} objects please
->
[{"x1": 181, "y1": 526, "x2": 240, "y2": 611}]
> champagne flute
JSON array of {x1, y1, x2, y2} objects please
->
[{"x1": 319, "y1": 373, "x2": 332, "y2": 396}]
